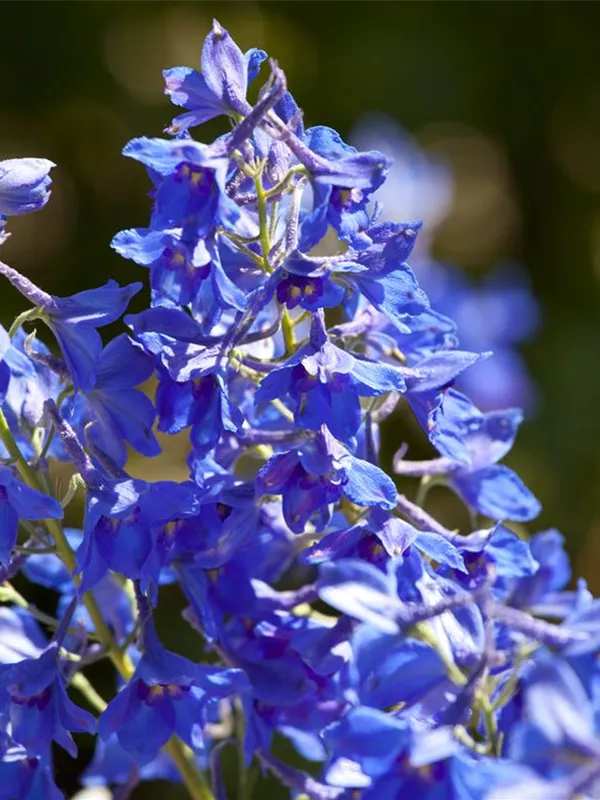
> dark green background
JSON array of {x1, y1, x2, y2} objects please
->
[{"x1": 3, "y1": 2, "x2": 600, "y2": 797}]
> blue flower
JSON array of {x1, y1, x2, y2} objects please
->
[
  {"x1": 0, "y1": 263, "x2": 142, "y2": 393},
  {"x1": 164, "y1": 19, "x2": 267, "y2": 133},
  {"x1": 113, "y1": 228, "x2": 247, "y2": 322},
  {"x1": 98, "y1": 622, "x2": 248, "y2": 764},
  {"x1": 76, "y1": 478, "x2": 200, "y2": 595},
  {"x1": 441, "y1": 523, "x2": 539, "y2": 598},
  {"x1": 122, "y1": 137, "x2": 242, "y2": 238},
  {"x1": 323, "y1": 706, "x2": 456, "y2": 796},
  {"x1": 256, "y1": 426, "x2": 397, "y2": 533},
  {"x1": 299, "y1": 127, "x2": 389, "y2": 250},
  {"x1": 504, "y1": 654, "x2": 600, "y2": 787},
  {"x1": 0, "y1": 158, "x2": 54, "y2": 216},
  {"x1": 303, "y1": 512, "x2": 467, "y2": 577},
  {"x1": 1, "y1": 329, "x2": 62, "y2": 436},
  {"x1": 0, "y1": 747, "x2": 63, "y2": 800},
  {"x1": 317, "y1": 553, "x2": 484, "y2": 672},
  {"x1": 507, "y1": 529, "x2": 573, "y2": 615},
  {"x1": 82, "y1": 732, "x2": 181, "y2": 790},
  {"x1": 0, "y1": 643, "x2": 95, "y2": 757},
  {"x1": 0, "y1": 466, "x2": 63, "y2": 565},
  {"x1": 75, "y1": 477, "x2": 147, "y2": 592},
  {"x1": 157, "y1": 368, "x2": 243, "y2": 457},
  {"x1": 446, "y1": 402, "x2": 541, "y2": 521},
  {"x1": 70, "y1": 333, "x2": 160, "y2": 468},
  {"x1": 44, "y1": 281, "x2": 143, "y2": 393},
  {"x1": 256, "y1": 311, "x2": 405, "y2": 442},
  {"x1": 345, "y1": 624, "x2": 449, "y2": 711},
  {"x1": 402, "y1": 359, "x2": 489, "y2": 464},
  {"x1": 277, "y1": 222, "x2": 429, "y2": 330},
  {"x1": 394, "y1": 391, "x2": 541, "y2": 521}
]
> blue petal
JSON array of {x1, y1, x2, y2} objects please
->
[
  {"x1": 95, "y1": 332, "x2": 154, "y2": 388},
  {"x1": 405, "y1": 352, "x2": 486, "y2": 395},
  {"x1": 156, "y1": 376, "x2": 195, "y2": 434},
  {"x1": 323, "y1": 706, "x2": 408, "y2": 782},
  {"x1": 201, "y1": 20, "x2": 248, "y2": 113},
  {"x1": 5, "y1": 477, "x2": 63, "y2": 522},
  {"x1": 342, "y1": 455, "x2": 397, "y2": 510},
  {"x1": 416, "y1": 532, "x2": 467, "y2": 573},
  {"x1": 452, "y1": 464, "x2": 541, "y2": 522},
  {"x1": 163, "y1": 66, "x2": 223, "y2": 128},
  {"x1": 88, "y1": 387, "x2": 159, "y2": 464},
  {"x1": 98, "y1": 682, "x2": 138, "y2": 740},
  {"x1": 245, "y1": 48, "x2": 268, "y2": 83},
  {"x1": 357, "y1": 268, "x2": 428, "y2": 328},
  {"x1": 349, "y1": 355, "x2": 406, "y2": 395},
  {"x1": 523, "y1": 654, "x2": 596, "y2": 749},
  {"x1": 255, "y1": 366, "x2": 294, "y2": 405},
  {"x1": 111, "y1": 227, "x2": 170, "y2": 266},
  {"x1": 480, "y1": 524, "x2": 538, "y2": 579},
  {"x1": 350, "y1": 625, "x2": 447, "y2": 709},
  {"x1": 118, "y1": 699, "x2": 176, "y2": 765},
  {"x1": 0, "y1": 325, "x2": 9, "y2": 361},
  {"x1": 49, "y1": 319, "x2": 102, "y2": 392},
  {"x1": 0, "y1": 499, "x2": 19, "y2": 565},
  {"x1": 464, "y1": 408, "x2": 524, "y2": 469},
  {"x1": 54, "y1": 281, "x2": 142, "y2": 328},
  {"x1": 317, "y1": 559, "x2": 401, "y2": 633},
  {"x1": 0, "y1": 607, "x2": 46, "y2": 663}
]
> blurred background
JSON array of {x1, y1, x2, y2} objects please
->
[{"x1": 2, "y1": 1, "x2": 600, "y2": 796}]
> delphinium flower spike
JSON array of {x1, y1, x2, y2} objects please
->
[{"x1": 0, "y1": 18, "x2": 596, "y2": 800}]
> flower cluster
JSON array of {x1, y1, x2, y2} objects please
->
[{"x1": 0, "y1": 20, "x2": 598, "y2": 800}]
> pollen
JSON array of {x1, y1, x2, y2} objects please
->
[
  {"x1": 163, "y1": 521, "x2": 177, "y2": 539},
  {"x1": 289, "y1": 286, "x2": 302, "y2": 299},
  {"x1": 338, "y1": 188, "x2": 352, "y2": 206}
]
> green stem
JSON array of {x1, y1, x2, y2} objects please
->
[
  {"x1": 281, "y1": 308, "x2": 296, "y2": 357},
  {"x1": 0, "y1": 582, "x2": 67, "y2": 632},
  {"x1": 221, "y1": 235, "x2": 265, "y2": 270},
  {"x1": 479, "y1": 690, "x2": 501, "y2": 755},
  {"x1": 254, "y1": 170, "x2": 271, "y2": 271},
  {"x1": 70, "y1": 672, "x2": 108, "y2": 714},
  {"x1": 415, "y1": 475, "x2": 432, "y2": 508},
  {"x1": 165, "y1": 739, "x2": 214, "y2": 800},
  {"x1": 8, "y1": 308, "x2": 40, "y2": 338},
  {"x1": 263, "y1": 164, "x2": 307, "y2": 199},
  {"x1": 0, "y1": 408, "x2": 214, "y2": 800}
]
